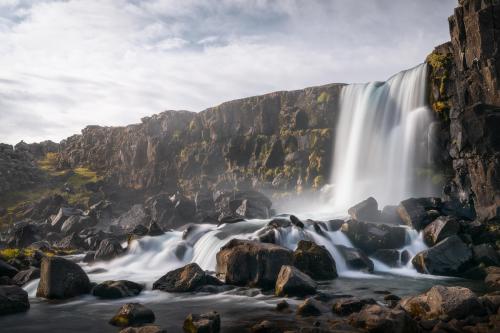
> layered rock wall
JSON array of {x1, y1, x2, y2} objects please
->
[{"x1": 58, "y1": 85, "x2": 344, "y2": 195}]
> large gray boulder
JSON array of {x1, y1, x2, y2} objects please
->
[
  {"x1": 36, "y1": 256, "x2": 91, "y2": 299},
  {"x1": 153, "y1": 263, "x2": 220, "y2": 292},
  {"x1": 216, "y1": 239, "x2": 293, "y2": 288},
  {"x1": 400, "y1": 285, "x2": 486, "y2": 320},
  {"x1": 423, "y1": 216, "x2": 460, "y2": 246},
  {"x1": 348, "y1": 304, "x2": 419, "y2": 333},
  {"x1": 183, "y1": 311, "x2": 220, "y2": 333},
  {"x1": 0, "y1": 259, "x2": 19, "y2": 278},
  {"x1": 0, "y1": 285, "x2": 30, "y2": 316},
  {"x1": 109, "y1": 303, "x2": 155, "y2": 327},
  {"x1": 348, "y1": 197, "x2": 379, "y2": 221},
  {"x1": 336, "y1": 245, "x2": 374, "y2": 273},
  {"x1": 275, "y1": 265, "x2": 317, "y2": 297},
  {"x1": 341, "y1": 219, "x2": 407, "y2": 254},
  {"x1": 397, "y1": 198, "x2": 431, "y2": 230},
  {"x1": 94, "y1": 238, "x2": 124, "y2": 261},
  {"x1": 61, "y1": 215, "x2": 96, "y2": 235},
  {"x1": 50, "y1": 207, "x2": 82, "y2": 231},
  {"x1": 412, "y1": 235, "x2": 473, "y2": 276},
  {"x1": 12, "y1": 267, "x2": 40, "y2": 286},
  {"x1": 92, "y1": 280, "x2": 143, "y2": 299},
  {"x1": 292, "y1": 240, "x2": 337, "y2": 280}
]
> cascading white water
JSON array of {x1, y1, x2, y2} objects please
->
[{"x1": 330, "y1": 63, "x2": 437, "y2": 211}]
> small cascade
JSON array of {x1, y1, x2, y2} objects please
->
[
  {"x1": 79, "y1": 218, "x2": 429, "y2": 284},
  {"x1": 329, "y1": 63, "x2": 438, "y2": 211}
]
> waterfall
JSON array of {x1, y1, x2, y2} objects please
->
[{"x1": 329, "y1": 63, "x2": 437, "y2": 211}]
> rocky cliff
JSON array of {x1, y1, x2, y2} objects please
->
[
  {"x1": 57, "y1": 84, "x2": 344, "y2": 196},
  {"x1": 427, "y1": 0, "x2": 500, "y2": 221}
]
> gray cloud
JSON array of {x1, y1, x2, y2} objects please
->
[{"x1": 0, "y1": 0, "x2": 457, "y2": 144}]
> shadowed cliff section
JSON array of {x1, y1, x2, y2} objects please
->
[
  {"x1": 427, "y1": 0, "x2": 500, "y2": 221},
  {"x1": 57, "y1": 84, "x2": 344, "y2": 195}
]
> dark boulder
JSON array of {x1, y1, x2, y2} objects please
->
[
  {"x1": 109, "y1": 303, "x2": 155, "y2": 327},
  {"x1": 332, "y1": 297, "x2": 376, "y2": 316},
  {"x1": 397, "y1": 198, "x2": 431, "y2": 230},
  {"x1": 348, "y1": 197, "x2": 379, "y2": 221},
  {"x1": 215, "y1": 239, "x2": 292, "y2": 288},
  {"x1": 400, "y1": 285, "x2": 486, "y2": 320},
  {"x1": 183, "y1": 311, "x2": 220, "y2": 333},
  {"x1": 296, "y1": 297, "x2": 322, "y2": 317},
  {"x1": 423, "y1": 216, "x2": 460, "y2": 246},
  {"x1": 380, "y1": 205, "x2": 404, "y2": 225},
  {"x1": 61, "y1": 215, "x2": 96, "y2": 235},
  {"x1": 473, "y1": 243, "x2": 500, "y2": 267},
  {"x1": 293, "y1": 240, "x2": 337, "y2": 279},
  {"x1": 372, "y1": 249, "x2": 402, "y2": 267},
  {"x1": 94, "y1": 238, "x2": 124, "y2": 261},
  {"x1": 131, "y1": 224, "x2": 148, "y2": 236},
  {"x1": 147, "y1": 222, "x2": 164, "y2": 236},
  {"x1": 172, "y1": 194, "x2": 196, "y2": 222},
  {"x1": 275, "y1": 265, "x2": 317, "y2": 297},
  {"x1": 12, "y1": 267, "x2": 40, "y2": 286},
  {"x1": 153, "y1": 263, "x2": 220, "y2": 292},
  {"x1": 0, "y1": 259, "x2": 19, "y2": 278},
  {"x1": 144, "y1": 194, "x2": 174, "y2": 226},
  {"x1": 92, "y1": 280, "x2": 143, "y2": 299},
  {"x1": 54, "y1": 232, "x2": 86, "y2": 250},
  {"x1": 50, "y1": 207, "x2": 82, "y2": 231},
  {"x1": 250, "y1": 320, "x2": 280, "y2": 333},
  {"x1": 7, "y1": 222, "x2": 40, "y2": 248},
  {"x1": 0, "y1": 285, "x2": 29, "y2": 316},
  {"x1": 341, "y1": 219, "x2": 406, "y2": 254},
  {"x1": 289, "y1": 215, "x2": 304, "y2": 228},
  {"x1": 36, "y1": 256, "x2": 91, "y2": 299},
  {"x1": 412, "y1": 235, "x2": 473, "y2": 276},
  {"x1": 336, "y1": 245, "x2": 374, "y2": 273},
  {"x1": 485, "y1": 266, "x2": 500, "y2": 291},
  {"x1": 348, "y1": 304, "x2": 419, "y2": 333}
]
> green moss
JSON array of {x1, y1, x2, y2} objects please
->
[
  {"x1": 426, "y1": 52, "x2": 451, "y2": 70},
  {"x1": 317, "y1": 91, "x2": 331, "y2": 104}
]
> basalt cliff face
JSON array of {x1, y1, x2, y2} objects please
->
[
  {"x1": 427, "y1": 0, "x2": 500, "y2": 221},
  {"x1": 57, "y1": 84, "x2": 344, "y2": 195}
]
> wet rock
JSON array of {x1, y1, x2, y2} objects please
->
[
  {"x1": 332, "y1": 297, "x2": 376, "y2": 316},
  {"x1": 83, "y1": 251, "x2": 96, "y2": 263},
  {"x1": 109, "y1": 303, "x2": 155, "y2": 327},
  {"x1": 61, "y1": 215, "x2": 96, "y2": 235},
  {"x1": 380, "y1": 205, "x2": 404, "y2": 225},
  {"x1": 473, "y1": 244, "x2": 500, "y2": 267},
  {"x1": 276, "y1": 300, "x2": 289, "y2": 311},
  {"x1": 92, "y1": 280, "x2": 143, "y2": 299},
  {"x1": 50, "y1": 207, "x2": 82, "y2": 231},
  {"x1": 54, "y1": 232, "x2": 86, "y2": 250},
  {"x1": 401, "y1": 250, "x2": 411, "y2": 265},
  {"x1": 412, "y1": 235, "x2": 473, "y2": 276},
  {"x1": 423, "y1": 216, "x2": 460, "y2": 246},
  {"x1": 397, "y1": 198, "x2": 430, "y2": 230},
  {"x1": 400, "y1": 285, "x2": 486, "y2": 320},
  {"x1": 0, "y1": 285, "x2": 30, "y2": 316},
  {"x1": 485, "y1": 266, "x2": 500, "y2": 291},
  {"x1": 36, "y1": 256, "x2": 91, "y2": 299},
  {"x1": 289, "y1": 215, "x2": 304, "y2": 228},
  {"x1": 250, "y1": 320, "x2": 280, "y2": 333},
  {"x1": 0, "y1": 259, "x2": 19, "y2": 278},
  {"x1": 216, "y1": 239, "x2": 293, "y2": 288},
  {"x1": 255, "y1": 227, "x2": 276, "y2": 244},
  {"x1": 7, "y1": 222, "x2": 41, "y2": 248},
  {"x1": 0, "y1": 276, "x2": 13, "y2": 285},
  {"x1": 349, "y1": 304, "x2": 419, "y2": 333},
  {"x1": 297, "y1": 297, "x2": 322, "y2": 316},
  {"x1": 131, "y1": 224, "x2": 148, "y2": 236},
  {"x1": 94, "y1": 238, "x2": 124, "y2": 261},
  {"x1": 341, "y1": 219, "x2": 406, "y2": 254},
  {"x1": 119, "y1": 326, "x2": 167, "y2": 333},
  {"x1": 275, "y1": 265, "x2": 317, "y2": 297},
  {"x1": 292, "y1": 240, "x2": 337, "y2": 279},
  {"x1": 348, "y1": 197, "x2": 379, "y2": 221},
  {"x1": 153, "y1": 263, "x2": 220, "y2": 292},
  {"x1": 183, "y1": 311, "x2": 220, "y2": 333},
  {"x1": 144, "y1": 194, "x2": 174, "y2": 226},
  {"x1": 371, "y1": 249, "x2": 401, "y2": 267},
  {"x1": 336, "y1": 245, "x2": 374, "y2": 273},
  {"x1": 147, "y1": 222, "x2": 164, "y2": 236},
  {"x1": 11, "y1": 267, "x2": 40, "y2": 286}
]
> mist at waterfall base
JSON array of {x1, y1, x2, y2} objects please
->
[{"x1": 2, "y1": 65, "x2": 470, "y2": 332}]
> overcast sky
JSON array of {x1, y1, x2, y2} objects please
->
[{"x1": 0, "y1": 0, "x2": 457, "y2": 144}]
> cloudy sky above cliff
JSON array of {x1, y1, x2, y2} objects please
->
[{"x1": 0, "y1": 0, "x2": 457, "y2": 144}]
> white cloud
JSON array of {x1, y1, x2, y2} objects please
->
[{"x1": 0, "y1": 0, "x2": 457, "y2": 144}]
